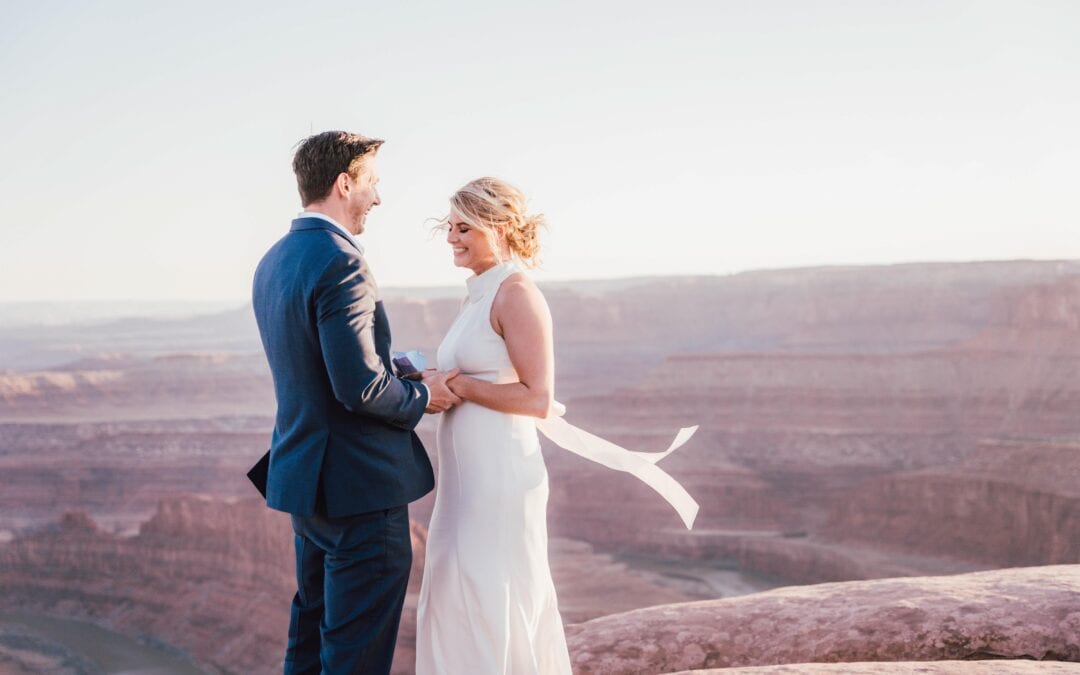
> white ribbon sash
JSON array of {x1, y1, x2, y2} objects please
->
[{"x1": 535, "y1": 401, "x2": 700, "y2": 529}]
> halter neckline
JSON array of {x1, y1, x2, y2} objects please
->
[{"x1": 465, "y1": 260, "x2": 519, "y2": 302}]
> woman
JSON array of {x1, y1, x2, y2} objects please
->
[
  {"x1": 415, "y1": 178, "x2": 698, "y2": 674},
  {"x1": 415, "y1": 177, "x2": 571, "y2": 674}
]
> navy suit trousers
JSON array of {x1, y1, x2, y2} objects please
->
[{"x1": 284, "y1": 506, "x2": 412, "y2": 675}]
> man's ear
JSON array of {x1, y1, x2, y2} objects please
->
[{"x1": 334, "y1": 172, "x2": 351, "y2": 197}]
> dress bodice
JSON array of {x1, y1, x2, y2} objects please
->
[{"x1": 437, "y1": 261, "x2": 521, "y2": 385}]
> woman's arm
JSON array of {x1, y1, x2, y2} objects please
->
[{"x1": 447, "y1": 274, "x2": 554, "y2": 418}]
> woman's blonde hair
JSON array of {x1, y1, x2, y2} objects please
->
[{"x1": 441, "y1": 177, "x2": 545, "y2": 268}]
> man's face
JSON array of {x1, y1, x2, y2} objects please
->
[{"x1": 345, "y1": 161, "x2": 381, "y2": 235}]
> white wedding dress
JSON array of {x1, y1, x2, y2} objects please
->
[
  {"x1": 415, "y1": 260, "x2": 573, "y2": 674},
  {"x1": 415, "y1": 260, "x2": 700, "y2": 674}
]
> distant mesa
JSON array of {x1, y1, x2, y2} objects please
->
[
  {"x1": 153, "y1": 352, "x2": 234, "y2": 364},
  {"x1": 57, "y1": 510, "x2": 99, "y2": 533}
]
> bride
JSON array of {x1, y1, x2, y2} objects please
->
[
  {"x1": 415, "y1": 177, "x2": 571, "y2": 674},
  {"x1": 415, "y1": 177, "x2": 697, "y2": 674}
]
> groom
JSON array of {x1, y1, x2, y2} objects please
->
[{"x1": 251, "y1": 130, "x2": 459, "y2": 674}]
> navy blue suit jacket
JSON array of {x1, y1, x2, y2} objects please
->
[{"x1": 251, "y1": 217, "x2": 434, "y2": 517}]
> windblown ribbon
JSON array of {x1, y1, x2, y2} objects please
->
[{"x1": 535, "y1": 401, "x2": 700, "y2": 529}]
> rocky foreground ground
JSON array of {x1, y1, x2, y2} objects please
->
[
  {"x1": 678, "y1": 663, "x2": 1080, "y2": 674},
  {"x1": 568, "y1": 565, "x2": 1080, "y2": 674}
]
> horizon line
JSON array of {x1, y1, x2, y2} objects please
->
[{"x1": 2, "y1": 256, "x2": 1078, "y2": 305}]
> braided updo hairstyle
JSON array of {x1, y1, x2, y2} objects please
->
[{"x1": 445, "y1": 177, "x2": 545, "y2": 268}]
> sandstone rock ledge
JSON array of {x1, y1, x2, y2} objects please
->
[
  {"x1": 566, "y1": 565, "x2": 1080, "y2": 674},
  {"x1": 676, "y1": 661, "x2": 1080, "y2": 673}
]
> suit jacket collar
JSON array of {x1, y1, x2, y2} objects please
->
[{"x1": 290, "y1": 217, "x2": 364, "y2": 255}]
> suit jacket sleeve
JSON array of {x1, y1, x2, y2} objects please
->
[{"x1": 314, "y1": 249, "x2": 429, "y2": 429}]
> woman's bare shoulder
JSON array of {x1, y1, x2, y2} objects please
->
[
  {"x1": 491, "y1": 271, "x2": 550, "y2": 333},
  {"x1": 495, "y1": 272, "x2": 546, "y2": 307}
]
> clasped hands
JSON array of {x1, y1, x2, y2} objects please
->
[{"x1": 421, "y1": 368, "x2": 468, "y2": 414}]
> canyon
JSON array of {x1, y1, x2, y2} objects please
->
[
  {"x1": 2, "y1": 260, "x2": 1079, "y2": 672},
  {"x1": 0, "y1": 496, "x2": 697, "y2": 674}
]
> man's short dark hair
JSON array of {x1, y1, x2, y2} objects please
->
[{"x1": 292, "y1": 131, "x2": 385, "y2": 206}]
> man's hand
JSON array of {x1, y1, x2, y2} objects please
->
[{"x1": 423, "y1": 368, "x2": 462, "y2": 413}]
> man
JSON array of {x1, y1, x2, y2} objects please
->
[{"x1": 251, "y1": 130, "x2": 459, "y2": 674}]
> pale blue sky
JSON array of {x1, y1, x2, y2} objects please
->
[{"x1": 2, "y1": 1, "x2": 1078, "y2": 301}]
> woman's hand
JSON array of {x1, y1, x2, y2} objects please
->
[
  {"x1": 446, "y1": 372, "x2": 470, "y2": 399},
  {"x1": 421, "y1": 368, "x2": 462, "y2": 413}
]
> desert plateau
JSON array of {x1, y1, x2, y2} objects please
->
[{"x1": 2, "y1": 260, "x2": 1079, "y2": 673}]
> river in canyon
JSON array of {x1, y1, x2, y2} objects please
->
[{"x1": 618, "y1": 551, "x2": 789, "y2": 598}]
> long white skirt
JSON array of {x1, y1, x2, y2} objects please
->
[{"x1": 415, "y1": 402, "x2": 573, "y2": 675}]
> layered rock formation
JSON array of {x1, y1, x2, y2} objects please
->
[
  {"x1": 567, "y1": 565, "x2": 1080, "y2": 674},
  {"x1": 826, "y1": 441, "x2": 1080, "y2": 566},
  {"x1": 3, "y1": 264, "x2": 1079, "y2": 580},
  {"x1": 0, "y1": 416, "x2": 278, "y2": 531},
  {"x1": 0, "y1": 496, "x2": 295, "y2": 673},
  {"x1": 819, "y1": 276, "x2": 1080, "y2": 566},
  {"x1": 542, "y1": 271, "x2": 1080, "y2": 578},
  {"x1": 0, "y1": 495, "x2": 696, "y2": 673},
  {"x1": 0, "y1": 495, "x2": 430, "y2": 673},
  {"x1": 0, "y1": 353, "x2": 274, "y2": 421}
]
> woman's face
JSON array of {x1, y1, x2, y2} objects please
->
[{"x1": 446, "y1": 210, "x2": 500, "y2": 274}]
